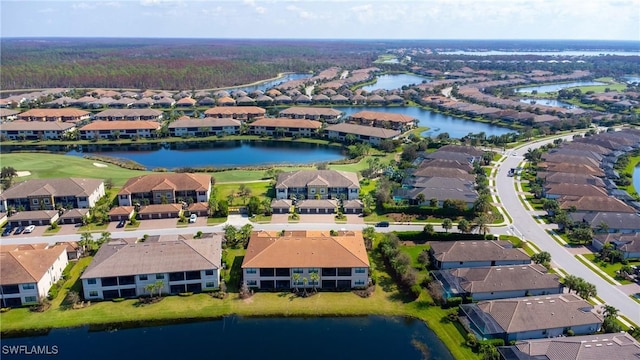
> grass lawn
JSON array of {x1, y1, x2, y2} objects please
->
[
  {"x1": 583, "y1": 254, "x2": 639, "y2": 285},
  {"x1": 399, "y1": 244, "x2": 430, "y2": 268},
  {"x1": 0, "y1": 153, "x2": 150, "y2": 187},
  {"x1": 213, "y1": 166, "x2": 314, "y2": 183},
  {"x1": 329, "y1": 152, "x2": 396, "y2": 173},
  {"x1": 78, "y1": 223, "x2": 108, "y2": 232},
  {"x1": 43, "y1": 226, "x2": 62, "y2": 235},
  {"x1": 249, "y1": 214, "x2": 272, "y2": 223},
  {"x1": 215, "y1": 182, "x2": 272, "y2": 205},
  {"x1": 207, "y1": 217, "x2": 227, "y2": 225}
]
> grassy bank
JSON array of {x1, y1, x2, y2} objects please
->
[{"x1": 0, "y1": 256, "x2": 477, "y2": 360}]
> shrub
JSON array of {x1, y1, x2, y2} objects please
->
[
  {"x1": 178, "y1": 292, "x2": 193, "y2": 297},
  {"x1": 445, "y1": 296, "x2": 463, "y2": 308},
  {"x1": 409, "y1": 284, "x2": 422, "y2": 298},
  {"x1": 112, "y1": 298, "x2": 126, "y2": 302},
  {"x1": 479, "y1": 338, "x2": 505, "y2": 347}
]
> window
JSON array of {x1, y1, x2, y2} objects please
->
[
  {"x1": 355, "y1": 279, "x2": 365, "y2": 286},
  {"x1": 89, "y1": 291, "x2": 98, "y2": 297},
  {"x1": 205, "y1": 282, "x2": 216, "y2": 288},
  {"x1": 22, "y1": 284, "x2": 35, "y2": 290},
  {"x1": 156, "y1": 274, "x2": 165, "y2": 280},
  {"x1": 87, "y1": 278, "x2": 97, "y2": 285},
  {"x1": 139, "y1": 275, "x2": 148, "y2": 281},
  {"x1": 32, "y1": 199, "x2": 39, "y2": 205},
  {"x1": 292, "y1": 268, "x2": 304, "y2": 274},
  {"x1": 308, "y1": 268, "x2": 319, "y2": 274},
  {"x1": 43, "y1": 198, "x2": 50, "y2": 205},
  {"x1": 205, "y1": 270, "x2": 214, "y2": 276},
  {"x1": 355, "y1": 268, "x2": 367, "y2": 274},
  {"x1": 24, "y1": 296, "x2": 37, "y2": 303},
  {"x1": 246, "y1": 268, "x2": 257, "y2": 274},
  {"x1": 246, "y1": 280, "x2": 257, "y2": 286},
  {"x1": 337, "y1": 268, "x2": 351, "y2": 276}
]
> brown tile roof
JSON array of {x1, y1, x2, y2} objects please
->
[
  {"x1": 429, "y1": 240, "x2": 530, "y2": 264},
  {"x1": 118, "y1": 173, "x2": 211, "y2": 195},
  {"x1": 559, "y1": 196, "x2": 636, "y2": 213},
  {"x1": 138, "y1": 203, "x2": 183, "y2": 214},
  {"x1": 188, "y1": 202, "x2": 209, "y2": 212},
  {"x1": 8, "y1": 210, "x2": 59, "y2": 221},
  {"x1": 279, "y1": 107, "x2": 343, "y2": 117},
  {"x1": 276, "y1": 170, "x2": 359, "y2": 190},
  {"x1": 543, "y1": 163, "x2": 605, "y2": 177},
  {"x1": 1, "y1": 120, "x2": 75, "y2": 132},
  {"x1": 0, "y1": 178, "x2": 103, "y2": 201},
  {"x1": 242, "y1": 230, "x2": 369, "y2": 269},
  {"x1": 94, "y1": 109, "x2": 162, "y2": 119},
  {"x1": 249, "y1": 117, "x2": 322, "y2": 129},
  {"x1": 0, "y1": 245, "x2": 67, "y2": 285},
  {"x1": 325, "y1": 123, "x2": 400, "y2": 139},
  {"x1": 544, "y1": 184, "x2": 609, "y2": 198},
  {"x1": 108, "y1": 206, "x2": 135, "y2": 216},
  {"x1": 350, "y1": 110, "x2": 415, "y2": 123},
  {"x1": 18, "y1": 108, "x2": 90, "y2": 119},
  {"x1": 270, "y1": 199, "x2": 292, "y2": 208},
  {"x1": 442, "y1": 264, "x2": 561, "y2": 294},
  {"x1": 204, "y1": 106, "x2": 266, "y2": 116},
  {"x1": 296, "y1": 199, "x2": 338, "y2": 209},
  {"x1": 167, "y1": 117, "x2": 241, "y2": 128},
  {"x1": 473, "y1": 294, "x2": 602, "y2": 334},
  {"x1": 510, "y1": 332, "x2": 640, "y2": 360},
  {"x1": 80, "y1": 120, "x2": 161, "y2": 131},
  {"x1": 80, "y1": 236, "x2": 222, "y2": 279}
]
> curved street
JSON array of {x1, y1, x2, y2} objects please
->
[{"x1": 494, "y1": 135, "x2": 640, "y2": 325}]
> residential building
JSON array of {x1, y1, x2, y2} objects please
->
[
  {"x1": 117, "y1": 173, "x2": 211, "y2": 206},
  {"x1": 275, "y1": 170, "x2": 360, "y2": 200},
  {"x1": 395, "y1": 176, "x2": 478, "y2": 208},
  {"x1": 296, "y1": 199, "x2": 339, "y2": 214},
  {"x1": 93, "y1": 109, "x2": 163, "y2": 121},
  {"x1": 0, "y1": 120, "x2": 76, "y2": 140},
  {"x1": 168, "y1": 117, "x2": 241, "y2": 137},
  {"x1": 18, "y1": 108, "x2": 90, "y2": 123},
  {"x1": 325, "y1": 123, "x2": 400, "y2": 145},
  {"x1": 348, "y1": 110, "x2": 416, "y2": 131},
  {"x1": 429, "y1": 240, "x2": 531, "y2": 269},
  {"x1": 431, "y1": 264, "x2": 563, "y2": 301},
  {"x1": 559, "y1": 195, "x2": 636, "y2": 214},
  {"x1": 247, "y1": 117, "x2": 322, "y2": 137},
  {"x1": 592, "y1": 233, "x2": 640, "y2": 259},
  {"x1": 81, "y1": 234, "x2": 222, "y2": 300},
  {"x1": 203, "y1": 106, "x2": 266, "y2": 120},
  {"x1": 7, "y1": 210, "x2": 60, "y2": 227},
  {"x1": 498, "y1": 332, "x2": 640, "y2": 360},
  {"x1": 570, "y1": 212, "x2": 640, "y2": 233},
  {"x1": 79, "y1": 120, "x2": 161, "y2": 140},
  {"x1": 0, "y1": 109, "x2": 20, "y2": 122},
  {"x1": 270, "y1": 199, "x2": 292, "y2": 214},
  {"x1": 278, "y1": 107, "x2": 343, "y2": 123},
  {"x1": 0, "y1": 244, "x2": 68, "y2": 307},
  {"x1": 0, "y1": 178, "x2": 105, "y2": 212},
  {"x1": 137, "y1": 203, "x2": 183, "y2": 220},
  {"x1": 460, "y1": 294, "x2": 603, "y2": 342},
  {"x1": 241, "y1": 230, "x2": 370, "y2": 290},
  {"x1": 543, "y1": 184, "x2": 609, "y2": 199}
]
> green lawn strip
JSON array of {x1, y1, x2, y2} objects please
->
[
  {"x1": 207, "y1": 217, "x2": 227, "y2": 225},
  {"x1": 213, "y1": 166, "x2": 313, "y2": 183},
  {"x1": 582, "y1": 254, "x2": 637, "y2": 285},
  {"x1": 249, "y1": 215, "x2": 272, "y2": 224},
  {"x1": 630, "y1": 296, "x2": 640, "y2": 305},
  {"x1": 359, "y1": 179, "x2": 377, "y2": 195},
  {"x1": 574, "y1": 255, "x2": 617, "y2": 285},
  {"x1": 50, "y1": 258, "x2": 92, "y2": 308},
  {"x1": 329, "y1": 152, "x2": 396, "y2": 173},
  {"x1": 363, "y1": 213, "x2": 392, "y2": 223},
  {"x1": 0, "y1": 153, "x2": 150, "y2": 187},
  {"x1": 43, "y1": 226, "x2": 62, "y2": 235},
  {"x1": 399, "y1": 244, "x2": 430, "y2": 269},
  {"x1": 125, "y1": 222, "x2": 140, "y2": 230},
  {"x1": 78, "y1": 224, "x2": 108, "y2": 232},
  {"x1": 215, "y1": 182, "x2": 272, "y2": 205}
]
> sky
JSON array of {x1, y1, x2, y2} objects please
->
[{"x1": 1, "y1": 0, "x2": 639, "y2": 40}]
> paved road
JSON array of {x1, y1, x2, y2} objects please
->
[{"x1": 495, "y1": 135, "x2": 640, "y2": 325}]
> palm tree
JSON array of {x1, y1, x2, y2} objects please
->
[
  {"x1": 154, "y1": 280, "x2": 165, "y2": 297},
  {"x1": 441, "y1": 218, "x2": 452, "y2": 233},
  {"x1": 603, "y1": 305, "x2": 618, "y2": 319},
  {"x1": 457, "y1": 219, "x2": 471, "y2": 234},
  {"x1": 563, "y1": 274, "x2": 580, "y2": 293},
  {"x1": 79, "y1": 232, "x2": 94, "y2": 254},
  {"x1": 292, "y1": 273, "x2": 301, "y2": 293},
  {"x1": 144, "y1": 283, "x2": 156, "y2": 298},
  {"x1": 302, "y1": 277, "x2": 309, "y2": 296},
  {"x1": 415, "y1": 193, "x2": 426, "y2": 205},
  {"x1": 309, "y1": 272, "x2": 320, "y2": 292}
]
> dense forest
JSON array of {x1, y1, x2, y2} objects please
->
[{"x1": 0, "y1": 39, "x2": 381, "y2": 90}]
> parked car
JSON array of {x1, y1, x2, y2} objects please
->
[
  {"x1": 23, "y1": 225, "x2": 36, "y2": 234},
  {"x1": 375, "y1": 221, "x2": 390, "y2": 228},
  {"x1": 2, "y1": 226, "x2": 13, "y2": 236},
  {"x1": 13, "y1": 226, "x2": 25, "y2": 235},
  {"x1": 116, "y1": 219, "x2": 126, "y2": 228},
  {"x1": 189, "y1": 214, "x2": 197, "y2": 223}
]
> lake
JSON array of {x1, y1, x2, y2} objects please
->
[
  {"x1": 361, "y1": 74, "x2": 431, "y2": 92},
  {"x1": 438, "y1": 50, "x2": 640, "y2": 56},
  {"x1": 518, "y1": 99, "x2": 576, "y2": 109},
  {"x1": 0, "y1": 316, "x2": 454, "y2": 360},
  {"x1": 225, "y1": 73, "x2": 312, "y2": 94},
  {"x1": 335, "y1": 106, "x2": 514, "y2": 139},
  {"x1": 66, "y1": 140, "x2": 346, "y2": 170},
  {"x1": 515, "y1": 81, "x2": 606, "y2": 93}
]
